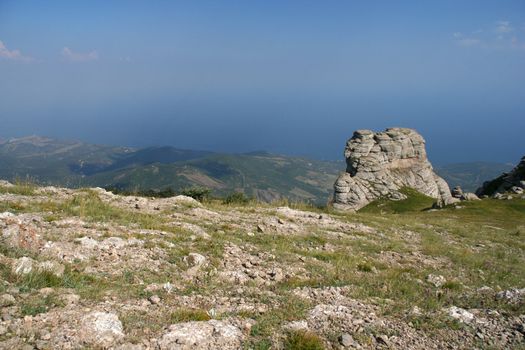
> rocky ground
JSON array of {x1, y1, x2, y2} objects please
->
[{"x1": 0, "y1": 180, "x2": 524, "y2": 349}]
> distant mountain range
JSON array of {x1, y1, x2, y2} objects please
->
[
  {"x1": 0, "y1": 136, "x2": 514, "y2": 203},
  {"x1": 434, "y1": 162, "x2": 514, "y2": 193}
]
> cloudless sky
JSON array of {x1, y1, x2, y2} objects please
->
[{"x1": 1, "y1": 0, "x2": 524, "y2": 164}]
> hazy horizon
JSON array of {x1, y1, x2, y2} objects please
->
[{"x1": 1, "y1": 1, "x2": 524, "y2": 164}]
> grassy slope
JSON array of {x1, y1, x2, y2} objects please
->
[{"x1": 359, "y1": 187, "x2": 437, "y2": 214}]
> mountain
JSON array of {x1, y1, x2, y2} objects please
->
[
  {"x1": 1, "y1": 136, "x2": 513, "y2": 204},
  {"x1": 435, "y1": 162, "x2": 515, "y2": 192},
  {"x1": 0, "y1": 136, "x2": 132, "y2": 186},
  {"x1": 0, "y1": 136, "x2": 343, "y2": 204}
]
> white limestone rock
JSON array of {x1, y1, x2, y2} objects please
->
[
  {"x1": 157, "y1": 320, "x2": 243, "y2": 350},
  {"x1": 333, "y1": 128, "x2": 455, "y2": 211}
]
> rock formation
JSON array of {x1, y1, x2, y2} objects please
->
[
  {"x1": 451, "y1": 185, "x2": 480, "y2": 201},
  {"x1": 476, "y1": 156, "x2": 525, "y2": 197},
  {"x1": 333, "y1": 128, "x2": 456, "y2": 210}
]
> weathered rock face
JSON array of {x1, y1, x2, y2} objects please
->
[
  {"x1": 476, "y1": 156, "x2": 525, "y2": 197},
  {"x1": 333, "y1": 128, "x2": 455, "y2": 210}
]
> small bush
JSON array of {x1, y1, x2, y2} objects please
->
[
  {"x1": 181, "y1": 187, "x2": 211, "y2": 202},
  {"x1": 284, "y1": 330, "x2": 324, "y2": 350},
  {"x1": 223, "y1": 192, "x2": 250, "y2": 205},
  {"x1": 18, "y1": 270, "x2": 63, "y2": 291}
]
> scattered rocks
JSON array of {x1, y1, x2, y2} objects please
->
[
  {"x1": 0, "y1": 212, "x2": 43, "y2": 251},
  {"x1": 0, "y1": 181, "x2": 523, "y2": 350},
  {"x1": 452, "y1": 186, "x2": 480, "y2": 201},
  {"x1": 496, "y1": 288, "x2": 525, "y2": 303}
]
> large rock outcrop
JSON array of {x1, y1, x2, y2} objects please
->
[
  {"x1": 333, "y1": 128, "x2": 455, "y2": 211},
  {"x1": 476, "y1": 156, "x2": 525, "y2": 196}
]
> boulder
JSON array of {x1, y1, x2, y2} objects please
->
[
  {"x1": 461, "y1": 193, "x2": 480, "y2": 201},
  {"x1": 13, "y1": 257, "x2": 34, "y2": 275},
  {"x1": 451, "y1": 186, "x2": 463, "y2": 198},
  {"x1": 333, "y1": 128, "x2": 455, "y2": 210},
  {"x1": 184, "y1": 253, "x2": 207, "y2": 267},
  {"x1": 0, "y1": 212, "x2": 43, "y2": 251},
  {"x1": 157, "y1": 320, "x2": 243, "y2": 350},
  {"x1": 80, "y1": 312, "x2": 124, "y2": 347},
  {"x1": 445, "y1": 306, "x2": 474, "y2": 324}
]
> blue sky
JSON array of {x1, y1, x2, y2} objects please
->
[{"x1": 0, "y1": 1, "x2": 524, "y2": 164}]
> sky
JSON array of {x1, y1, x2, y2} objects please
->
[{"x1": 0, "y1": 0, "x2": 524, "y2": 164}]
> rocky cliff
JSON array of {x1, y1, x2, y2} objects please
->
[
  {"x1": 476, "y1": 156, "x2": 525, "y2": 196},
  {"x1": 333, "y1": 128, "x2": 455, "y2": 210}
]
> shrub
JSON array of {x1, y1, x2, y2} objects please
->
[
  {"x1": 283, "y1": 330, "x2": 324, "y2": 350},
  {"x1": 223, "y1": 191, "x2": 250, "y2": 205},
  {"x1": 181, "y1": 187, "x2": 211, "y2": 202}
]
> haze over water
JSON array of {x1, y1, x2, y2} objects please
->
[{"x1": 1, "y1": 1, "x2": 524, "y2": 164}]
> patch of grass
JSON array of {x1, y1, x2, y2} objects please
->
[
  {"x1": 17, "y1": 270, "x2": 64, "y2": 291},
  {"x1": 20, "y1": 294, "x2": 63, "y2": 316},
  {"x1": 283, "y1": 330, "x2": 324, "y2": 350},
  {"x1": 0, "y1": 180, "x2": 36, "y2": 196},
  {"x1": 248, "y1": 338, "x2": 273, "y2": 350},
  {"x1": 0, "y1": 263, "x2": 113, "y2": 301},
  {"x1": 442, "y1": 280, "x2": 462, "y2": 291},
  {"x1": 357, "y1": 262, "x2": 374, "y2": 273},
  {"x1": 170, "y1": 308, "x2": 211, "y2": 323},
  {"x1": 0, "y1": 239, "x2": 36, "y2": 260},
  {"x1": 250, "y1": 293, "x2": 311, "y2": 338},
  {"x1": 360, "y1": 187, "x2": 436, "y2": 214}
]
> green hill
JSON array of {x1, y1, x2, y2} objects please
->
[{"x1": 0, "y1": 136, "x2": 344, "y2": 204}]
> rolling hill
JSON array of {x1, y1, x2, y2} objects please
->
[
  {"x1": 0, "y1": 136, "x2": 515, "y2": 204},
  {"x1": 0, "y1": 136, "x2": 343, "y2": 204}
]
